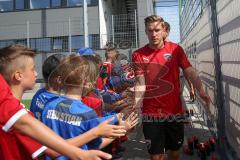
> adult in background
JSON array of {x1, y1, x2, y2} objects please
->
[{"x1": 132, "y1": 15, "x2": 211, "y2": 160}]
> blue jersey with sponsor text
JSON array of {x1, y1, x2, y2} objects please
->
[
  {"x1": 42, "y1": 96, "x2": 118, "y2": 160},
  {"x1": 30, "y1": 88, "x2": 58, "y2": 120}
]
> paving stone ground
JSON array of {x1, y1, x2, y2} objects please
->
[{"x1": 116, "y1": 87, "x2": 220, "y2": 160}]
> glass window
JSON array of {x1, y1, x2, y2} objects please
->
[
  {"x1": 51, "y1": 0, "x2": 61, "y2": 7},
  {"x1": 87, "y1": 0, "x2": 98, "y2": 6},
  {"x1": 15, "y1": 0, "x2": 24, "y2": 10},
  {"x1": 67, "y1": 0, "x2": 98, "y2": 7},
  {"x1": 6, "y1": 40, "x2": 14, "y2": 46},
  {"x1": 35, "y1": 38, "x2": 51, "y2": 52},
  {"x1": 0, "y1": 0, "x2": 13, "y2": 11},
  {"x1": 67, "y1": 0, "x2": 82, "y2": 7},
  {"x1": 71, "y1": 35, "x2": 84, "y2": 49},
  {"x1": 88, "y1": 34, "x2": 99, "y2": 49},
  {"x1": 0, "y1": 41, "x2": 7, "y2": 48},
  {"x1": 53, "y1": 38, "x2": 63, "y2": 50},
  {"x1": 30, "y1": 39, "x2": 36, "y2": 49},
  {"x1": 15, "y1": 39, "x2": 27, "y2": 46},
  {"x1": 30, "y1": 0, "x2": 50, "y2": 9}
]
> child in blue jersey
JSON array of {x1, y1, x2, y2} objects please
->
[
  {"x1": 30, "y1": 54, "x2": 65, "y2": 120},
  {"x1": 31, "y1": 54, "x2": 128, "y2": 159},
  {"x1": 42, "y1": 55, "x2": 138, "y2": 160}
]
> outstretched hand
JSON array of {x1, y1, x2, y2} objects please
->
[
  {"x1": 118, "y1": 112, "x2": 139, "y2": 131},
  {"x1": 95, "y1": 117, "x2": 126, "y2": 138}
]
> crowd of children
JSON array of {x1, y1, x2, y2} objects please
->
[{"x1": 0, "y1": 44, "x2": 138, "y2": 160}]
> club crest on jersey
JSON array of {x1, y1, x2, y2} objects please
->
[
  {"x1": 163, "y1": 53, "x2": 172, "y2": 61},
  {"x1": 143, "y1": 57, "x2": 149, "y2": 62}
]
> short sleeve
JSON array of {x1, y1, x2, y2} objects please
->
[
  {"x1": 15, "y1": 131, "x2": 47, "y2": 159},
  {"x1": 177, "y1": 45, "x2": 192, "y2": 70},
  {"x1": 132, "y1": 53, "x2": 145, "y2": 76},
  {"x1": 0, "y1": 75, "x2": 27, "y2": 132},
  {"x1": 85, "y1": 114, "x2": 118, "y2": 149}
]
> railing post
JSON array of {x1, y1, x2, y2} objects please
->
[
  {"x1": 111, "y1": 14, "x2": 115, "y2": 44},
  {"x1": 27, "y1": 21, "x2": 30, "y2": 48},
  {"x1": 83, "y1": 0, "x2": 89, "y2": 47},
  {"x1": 68, "y1": 17, "x2": 72, "y2": 53},
  {"x1": 209, "y1": 0, "x2": 226, "y2": 159},
  {"x1": 134, "y1": 9, "x2": 138, "y2": 48}
]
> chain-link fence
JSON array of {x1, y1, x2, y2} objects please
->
[
  {"x1": 180, "y1": 0, "x2": 240, "y2": 159},
  {"x1": 0, "y1": 12, "x2": 138, "y2": 50},
  {"x1": 0, "y1": 17, "x2": 100, "y2": 52},
  {"x1": 0, "y1": 11, "x2": 138, "y2": 80},
  {"x1": 103, "y1": 12, "x2": 138, "y2": 49}
]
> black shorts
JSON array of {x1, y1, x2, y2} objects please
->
[{"x1": 142, "y1": 121, "x2": 184, "y2": 155}]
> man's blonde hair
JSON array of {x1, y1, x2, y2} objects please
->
[
  {"x1": 144, "y1": 15, "x2": 164, "y2": 26},
  {"x1": 163, "y1": 21, "x2": 170, "y2": 33}
]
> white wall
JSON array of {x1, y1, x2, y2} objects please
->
[
  {"x1": 99, "y1": 0, "x2": 110, "y2": 48},
  {"x1": 0, "y1": 10, "x2": 42, "y2": 40},
  {"x1": 137, "y1": 0, "x2": 154, "y2": 47}
]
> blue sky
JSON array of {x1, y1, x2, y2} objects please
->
[{"x1": 156, "y1": 2, "x2": 180, "y2": 43}]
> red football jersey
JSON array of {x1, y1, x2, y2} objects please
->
[
  {"x1": 132, "y1": 42, "x2": 191, "y2": 117},
  {"x1": 102, "y1": 62, "x2": 113, "y2": 75},
  {"x1": 0, "y1": 74, "x2": 27, "y2": 132},
  {"x1": 97, "y1": 62, "x2": 113, "y2": 90},
  {"x1": 0, "y1": 74, "x2": 46, "y2": 159},
  {"x1": 82, "y1": 92, "x2": 103, "y2": 117},
  {"x1": 96, "y1": 76, "x2": 104, "y2": 90},
  {"x1": 0, "y1": 128, "x2": 46, "y2": 160}
]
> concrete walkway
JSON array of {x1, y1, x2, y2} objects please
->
[{"x1": 117, "y1": 87, "x2": 220, "y2": 160}]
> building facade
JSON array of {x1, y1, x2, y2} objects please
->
[{"x1": 0, "y1": 0, "x2": 154, "y2": 79}]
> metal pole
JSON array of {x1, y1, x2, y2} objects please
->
[
  {"x1": 179, "y1": 0, "x2": 182, "y2": 16},
  {"x1": 27, "y1": 21, "x2": 30, "y2": 48},
  {"x1": 209, "y1": 0, "x2": 229, "y2": 159},
  {"x1": 111, "y1": 14, "x2": 114, "y2": 44},
  {"x1": 68, "y1": 17, "x2": 72, "y2": 53},
  {"x1": 178, "y1": 0, "x2": 182, "y2": 41},
  {"x1": 134, "y1": 10, "x2": 138, "y2": 48},
  {"x1": 83, "y1": 0, "x2": 89, "y2": 47}
]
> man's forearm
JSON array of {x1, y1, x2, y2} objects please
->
[
  {"x1": 184, "y1": 68, "x2": 204, "y2": 93},
  {"x1": 134, "y1": 75, "x2": 146, "y2": 109}
]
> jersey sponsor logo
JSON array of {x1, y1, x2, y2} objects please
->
[
  {"x1": 36, "y1": 98, "x2": 44, "y2": 109},
  {"x1": 143, "y1": 57, "x2": 149, "y2": 62},
  {"x1": 46, "y1": 109, "x2": 82, "y2": 126},
  {"x1": 163, "y1": 53, "x2": 172, "y2": 61}
]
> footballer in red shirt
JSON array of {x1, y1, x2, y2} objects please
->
[
  {"x1": 132, "y1": 15, "x2": 210, "y2": 160},
  {"x1": 132, "y1": 41, "x2": 191, "y2": 117}
]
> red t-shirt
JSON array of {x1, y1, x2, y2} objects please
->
[
  {"x1": 97, "y1": 62, "x2": 113, "y2": 90},
  {"x1": 0, "y1": 74, "x2": 27, "y2": 132},
  {"x1": 102, "y1": 62, "x2": 113, "y2": 75},
  {"x1": 132, "y1": 42, "x2": 191, "y2": 117},
  {"x1": 82, "y1": 92, "x2": 103, "y2": 117},
  {"x1": 0, "y1": 74, "x2": 46, "y2": 159},
  {"x1": 0, "y1": 129, "x2": 47, "y2": 160}
]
